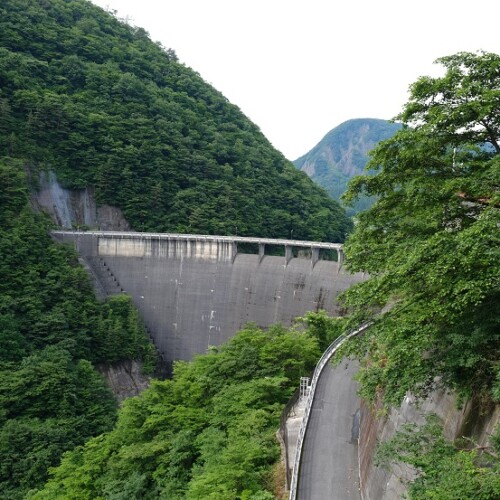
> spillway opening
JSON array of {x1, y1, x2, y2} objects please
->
[
  {"x1": 264, "y1": 244, "x2": 286, "y2": 257},
  {"x1": 232, "y1": 243, "x2": 341, "y2": 261},
  {"x1": 236, "y1": 242, "x2": 260, "y2": 254},
  {"x1": 291, "y1": 247, "x2": 312, "y2": 259},
  {"x1": 319, "y1": 248, "x2": 340, "y2": 261}
]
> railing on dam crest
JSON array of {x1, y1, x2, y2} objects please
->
[{"x1": 51, "y1": 230, "x2": 344, "y2": 265}]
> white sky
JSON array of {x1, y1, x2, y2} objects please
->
[{"x1": 91, "y1": 0, "x2": 500, "y2": 160}]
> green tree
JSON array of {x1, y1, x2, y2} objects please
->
[
  {"x1": 375, "y1": 415, "x2": 500, "y2": 499},
  {"x1": 31, "y1": 323, "x2": 320, "y2": 499},
  {"x1": 340, "y1": 51, "x2": 500, "y2": 406},
  {"x1": 0, "y1": 345, "x2": 117, "y2": 498},
  {"x1": 0, "y1": 141, "x2": 157, "y2": 498},
  {"x1": 0, "y1": 158, "x2": 27, "y2": 229},
  {"x1": 92, "y1": 295, "x2": 157, "y2": 370}
]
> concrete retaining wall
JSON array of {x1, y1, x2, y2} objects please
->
[{"x1": 98, "y1": 235, "x2": 236, "y2": 262}]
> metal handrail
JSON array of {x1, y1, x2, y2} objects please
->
[
  {"x1": 51, "y1": 230, "x2": 343, "y2": 251},
  {"x1": 288, "y1": 322, "x2": 372, "y2": 500},
  {"x1": 279, "y1": 386, "x2": 301, "y2": 489}
]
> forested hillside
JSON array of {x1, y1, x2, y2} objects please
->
[
  {"x1": 294, "y1": 119, "x2": 401, "y2": 214},
  {"x1": 2, "y1": 0, "x2": 498, "y2": 498},
  {"x1": 29, "y1": 322, "x2": 324, "y2": 499},
  {"x1": 0, "y1": 161, "x2": 156, "y2": 498},
  {"x1": 0, "y1": 1, "x2": 352, "y2": 497},
  {"x1": 0, "y1": 0, "x2": 351, "y2": 241}
]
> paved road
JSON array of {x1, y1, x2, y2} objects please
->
[{"x1": 297, "y1": 360, "x2": 361, "y2": 500}]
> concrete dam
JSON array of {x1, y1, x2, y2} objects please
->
[{"x1": 53, "y1": 231, "x2": 364, "y2": 368}]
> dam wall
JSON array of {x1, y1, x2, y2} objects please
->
[{"x1": 53, "y1": 231, "x2": 364, "y2": 368}]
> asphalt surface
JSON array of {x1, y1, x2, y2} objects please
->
[{"x1": 297, "y1": 360, "x2": 361, "y2": 500}]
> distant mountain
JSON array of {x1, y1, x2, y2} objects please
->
[{"x1": 293, "y1": 118, "x2": 401, "y2": 214}]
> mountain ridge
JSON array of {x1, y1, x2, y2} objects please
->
[
  {"x1": 0, "y1": 0, "x2": 351, "y2": 242},
  {"x1": 293, "y1": 118, "x2": 401, "y2": 213}
]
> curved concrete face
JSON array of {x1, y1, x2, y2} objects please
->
[
  {"x1": 53, "y1": 232, "x2": 364, "y2": 367},
  {"x1": 99, "y1": 254, "x2": 361, "y2": 366},
  {"x1": 298, "y1": 360, "x2": 361, "y2": 500}
]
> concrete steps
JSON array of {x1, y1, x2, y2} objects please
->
[{"x1": 87, "y1": 256, "x2": 124, "y2": 296}]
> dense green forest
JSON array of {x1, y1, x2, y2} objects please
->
[
  {"x1": 0, "y1": 0, "x2": 351, "y2": 241},
  {"x1": 0, "y1": 1, "x2": 351, "y2": 497},
  {"x1": 29, "y1": 323, "x2": 322, "y2": 499},
  {"x1": 0, "y1": 161, "x2": 156, "y2": 498},
  {"x1": 293, "y1": 119, "x2": 401, "y2": 215}
]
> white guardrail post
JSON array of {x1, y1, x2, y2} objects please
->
[{"x1": 288, "y1": 322, "x2": 372, "y2": 500}]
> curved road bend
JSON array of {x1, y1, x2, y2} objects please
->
[{"x1": 297, "y1": 360, "x2": 360, "y2": 500}]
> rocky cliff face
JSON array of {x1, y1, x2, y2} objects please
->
[
  {"x1": 359, "y1": 389, "x2": 500, "y2": 499},
  {"x1": 293, "y1": 118, "x2": 401, "y2": 213},
  {"x1": 97, "y1": 360, "x2": 151, "y2": 403},
  {"x1": 32, "y1": 171, "x2": 130, "y2": 230},
  {"x1": 32, "y1": 171, "x2": 152, "y2": 401}
]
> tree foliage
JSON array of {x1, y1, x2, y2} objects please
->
[
  {"x1": 340, "y1": 51, "x2": 500, "y2": 406},
  {"x1": 0, "y1": 161, "x2": 156, "y2": 498},
  {"x1": 0, "y1": 0, "x2": 351, "y2": 241},
  {"x1": 30, "y1": 324, "x2": 320, "y2": 499},
  {"x1": 0, "y1": 1, "x2": 354, "y2": 496},
  {"x1": 375, "y1": 414, "x2": 500, "y2": 499}
]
